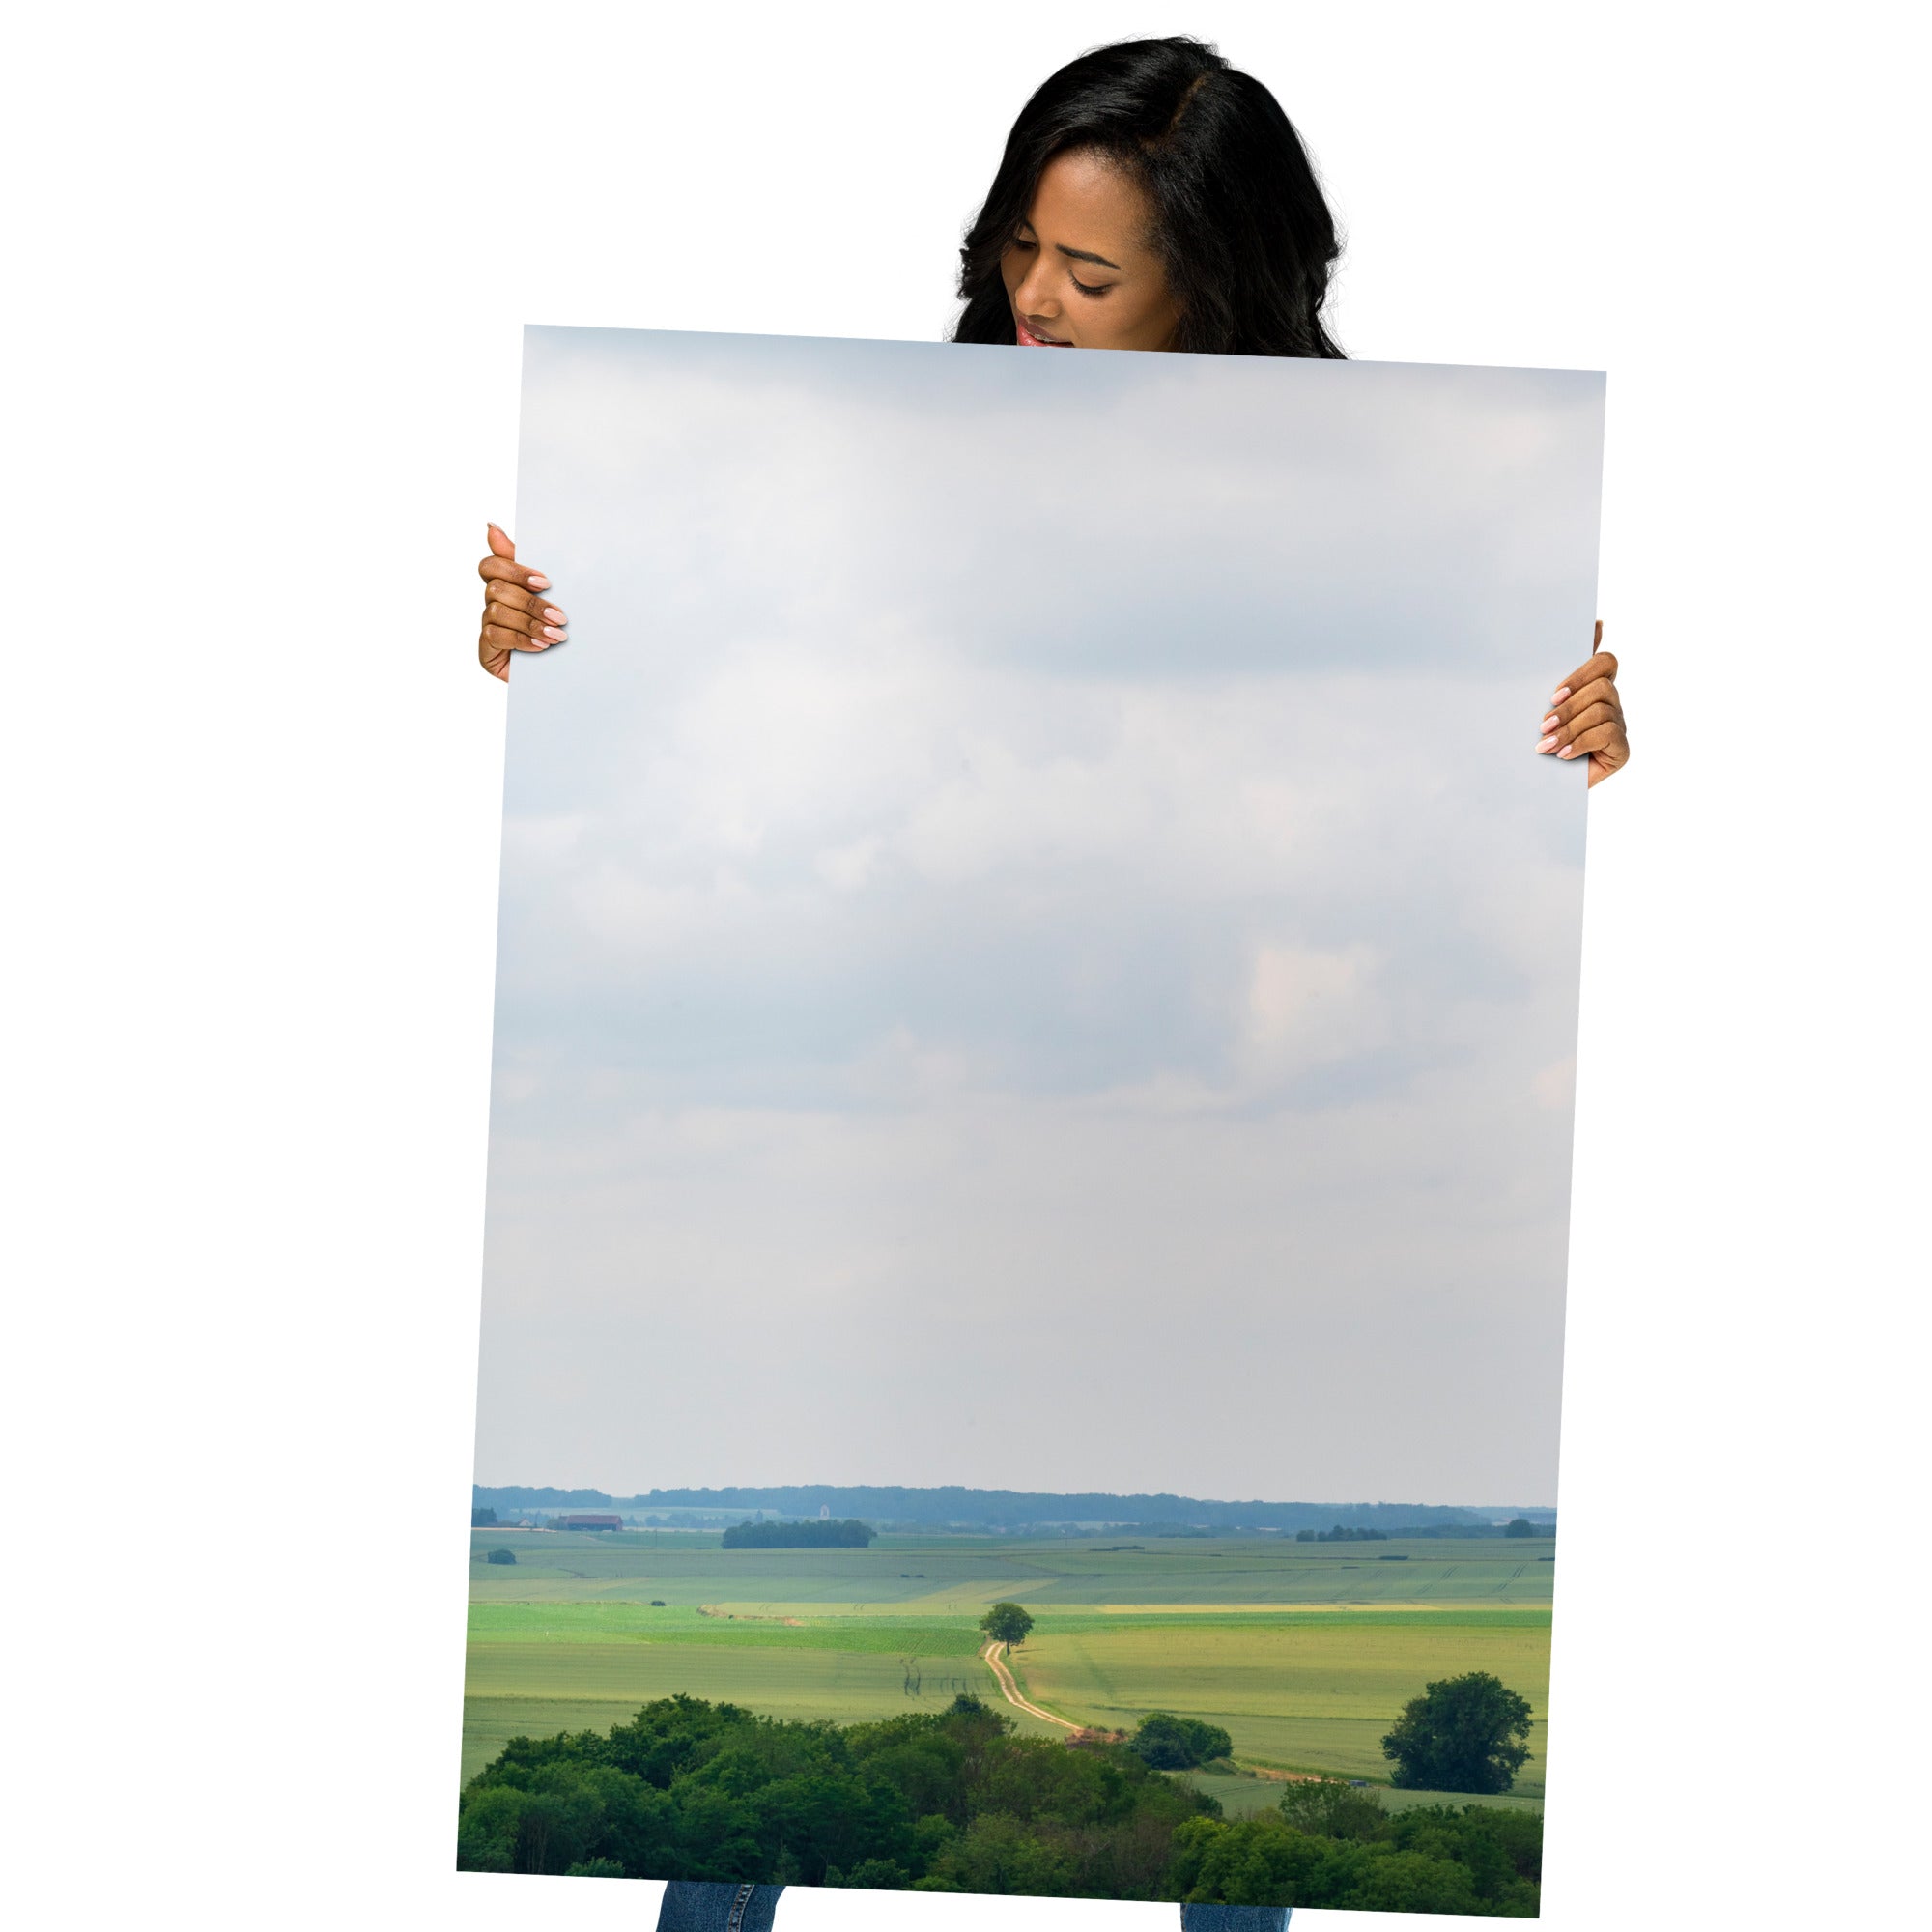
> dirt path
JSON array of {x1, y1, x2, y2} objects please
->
[{"x1": 981, "y1": 1639, "x2": 1077, "y2": 1730}]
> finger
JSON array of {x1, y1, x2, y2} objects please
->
[
  {"x1": 485, "y1": 599, "x2": 569, "y2": 645},
  {"x1": 1530, "y1": 699, "x2": 1623, "y2": 750},
  {"x1": 481, "y1": 578, "x2": 569, "y2": 626},
  {"x1": 1556, "y1": 720, "x2": 1628, "y2": 763},
  {"x1": 1540, "y1": 677, "x2": 1621, "y2": 731},
  {"x1": 481, "y1": 620, "x2": 556, "y2": 656},
  {"x1": 484, "y1": 599, "x2": 564, "y2": 644},
  {"x1": 487, "y1": 523, "x2": 517, "y2": 561},
  {"x1": 479, "y1": 637, "x2": 512, "y2": 680},
  {"x1": 479, "y1": 553, "x2": 554, "y2": 593},
  {"x1": 1550, "y1": 649, "x2": 1618, "y2": 704}
]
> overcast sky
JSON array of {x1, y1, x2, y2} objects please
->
[{"x1": 473, "y1": 327, "x2": 1603, "y2": 1506}]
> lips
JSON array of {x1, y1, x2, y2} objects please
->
[{"x1": 1015, "y1": 314, "x2": 1071, "y2": 347}]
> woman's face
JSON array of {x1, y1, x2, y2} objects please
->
[{"x1": 1000, "y1": 148, "x2": 1182, "y2": 352}]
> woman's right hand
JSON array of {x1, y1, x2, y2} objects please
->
[{"x1": 477, "y1": 523, "x2": 567, "y2": 681}]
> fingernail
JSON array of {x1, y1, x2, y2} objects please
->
[
  {"x1": 488, "y1": 522, "x2": 504, "y2": 535},
  {"x1": 531, "y1": 639, "x2": 550, "y2": 650},
  {"x1": 542, "y1": 626, "x2": 565, "y2": 641},
  {"x1": 528, "y1": 574, "x2": 551, "y2": 589},
  {"x1": 1540, "y1": 713, "x2": 1559, "y2": 730},
  {"x1": 1551, "y1": 688, "x2": 1571, "y2": 703},
  {"x1": 1556, "y1": 744, "x2": 1576, "y2": 758},
  {"x1": 1536, "y1": 734, "x2": 1558, "y2": 753},
  {"x1": 543, "y1": 607, "x2": 565, "y2": 623}
]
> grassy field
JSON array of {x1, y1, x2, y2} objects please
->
[
  {"x1": 462, "y1": 1529, "x2": 1554, "y2": 1793},
  {"x1": 1007, "y1": 1611, "x2": 1549, "y2": 1787}
]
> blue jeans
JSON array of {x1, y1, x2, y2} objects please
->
[
  {"x1": 655, "y1": 1883, "x2": 785, "y2": 1932},
  {"x1": 653, "y1": 1882, "x2": 1287, "y2": 1929}
]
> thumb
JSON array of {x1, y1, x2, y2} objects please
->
[{"x1": 486, "y1": 522, "x2": 517, "y2": 561}]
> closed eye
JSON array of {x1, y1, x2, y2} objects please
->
[{"x1": 1010, "y1": 232, "x2": 1114, "y2": 296}]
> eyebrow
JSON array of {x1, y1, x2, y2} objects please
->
[{"x1": 1017, "y1": 221, "x2": 1122, "y2": 272}]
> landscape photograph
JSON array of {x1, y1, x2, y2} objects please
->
[
  {"x1": 467, "y1": 330, "x2": 1602, "y2": 1914},
  {"x1": 458, "y1": 1485, "x2": 1554, "y2": 1912}
]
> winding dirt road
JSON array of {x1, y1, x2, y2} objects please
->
[{"x1": 981, "y1": 1639, "x2": 1076, "y2": 1730}]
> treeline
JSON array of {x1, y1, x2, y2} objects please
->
[
  {"x1": 472, "y1": 1484, "x2": 1491, "y2": 1534},
  {"x1": 1174, "y1": 1778, "x2": 1541, "y2": 1915},
  {"x1": 1296, "y1": 1525, "x2": 1389, "y2": 1543},
  {"x1": 721, "y1": 1519, "x2": 875, "y2": 1548},
  {"x1": 457, "y1": 1694, "x2": 1540, "y2": 1914}
]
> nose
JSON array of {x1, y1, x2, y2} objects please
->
[{"x1": 1012, "y1": 254, "x2": 1061, "y2": 322}]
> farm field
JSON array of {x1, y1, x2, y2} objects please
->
[
  {"x1": 464, "y1": 1529, "x2": 1555, "y2": 1792},
  {"x1": 1007, "y1": 1612, "x2": 1550, "y2": 1788},
  {"x1": 468, "y1": 1528, "x2": 1556, "y2": 1609}
]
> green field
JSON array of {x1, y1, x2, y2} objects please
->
[{"x1": 463, "y1": 1529, "x2": 1553, "y2": 1793}]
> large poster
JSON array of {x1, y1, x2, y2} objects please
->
[{"x1": 463, "y1": 326, "x2": 1603, "y2": 1918}]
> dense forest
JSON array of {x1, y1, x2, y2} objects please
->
[
  {"x1": 457, "y1": 1695, "x2": 1541, "y2": 1914},
  {"x1": 721, "y1": 1519, "x2": 875, "y2": 1548}
]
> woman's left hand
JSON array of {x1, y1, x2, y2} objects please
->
[{"x1": 1538, "y1": 621, "x2": 1629, "y2": 786}]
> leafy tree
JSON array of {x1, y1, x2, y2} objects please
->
[
  {"x1": 1277, "y1": 1779, "x2": 1386, "y2": 1840},
  {"x1": 923, "y1": 1811, "x2": 1075, "y2": 1895},
  {"x1": 978, "y1": 1603, "x2": 1035, "y2": 1647},
  {"x1": 1167, "y1": 1803, "x2": 1539, "y2": 1915},
  {"x1": 472, "y1": 1506, "x2": 498, "y2": 1527},
  {"x1": 486, "y1": 1548, "x2": 518, "y2": 1566},
  {"x1": 1380, "y1": 1672, "x2": 1534, "y2": 1794},
  {"x1": 1127, "y1": 1713, "x2": 1233, "y2": 1770},
  {"x1": 1503, "y1": 1518, "x2": 1535, "y2": 1539},
  {"x1": 565, "y1": 1858, "x2": 625, "y2": 1876},
  {"x1": 829, "y1": 1857, "x2": 912, "y2": 1889}
]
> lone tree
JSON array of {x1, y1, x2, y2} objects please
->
[
  {"x1": 1503, "y1": 1517, "x2": 1536, "y2": 1538},
  {"x1": 979, "y1": 1602, "x2": 1035, "y2": 1647},
  {"x1": 1381, "y1": 1670, "x2": 1535, "y2": 1793}
]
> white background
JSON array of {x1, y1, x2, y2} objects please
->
[{"x1": 3, "y1": 5, "x2": 1923, "y2": 1930}]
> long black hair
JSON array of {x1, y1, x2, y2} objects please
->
[{"x1": 953, "y1": 37, "x2": 1344, "y2": 359}]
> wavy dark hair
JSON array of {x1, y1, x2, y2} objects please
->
[{"x1": 952, "y1": 37, "x2": 1344, "y2": 358}]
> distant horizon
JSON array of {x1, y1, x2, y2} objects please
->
[{"x1": 471, "y1": 1480, "x2": 1557, "y2": 1519}]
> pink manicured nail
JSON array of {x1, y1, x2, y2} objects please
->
[
  {"x1": 528, "y1": 574, "x2": 551, "y2": 590},
  {"x1": 1556, "y1": 744, "x2": 1577, "y2": 758},
  {"x1": 1551, "y1": 687, "x2": 1571, "y2": 703},
  {"x1": 1540, "y1": 713, "x2": 1559, "y2": 730},
  {"x1": 542, "y1": 626, "x2": 565, "y2": 641},
  {"x1": 543, "y1": 607, "x2": 565, "y2": 622},
  {"x1": 1536, "y1": 734, "x2": 1558, "y2": 753}
]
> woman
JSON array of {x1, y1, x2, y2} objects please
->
[
  {"x1": 477, "y1": 35, "x2": 1628, "y2": 781},
  {"x1": 479, "y1": 38, "x2": 1604, "y2": 1931}
]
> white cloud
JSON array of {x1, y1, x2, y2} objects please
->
[{"x1": 1243, "y1": 941, "x2": 1390, "y2": 1075}]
